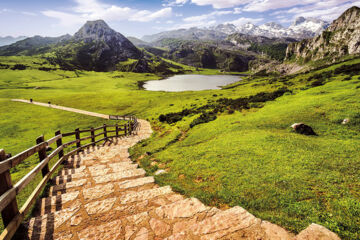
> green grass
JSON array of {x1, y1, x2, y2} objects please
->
[{"x1": 0, "y1": 55, "x2": 359, "y2": 238}]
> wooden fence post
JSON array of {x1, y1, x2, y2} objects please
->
[
  {"x1": 0, "y1": 149, "x2": 19, "y2": 227},
  {"x1": 124, "y1": 124, "x2": 128, "y2": 136},
  {"x1": 115, "y1": 124, "x2": 119, "y2": 137},
  {"x1": 75, "y1": 128, "x2": 81, "y2": 148},
  {"x1": 103, "y1": 124, "x2": 107, "y2": 139},
  {"x1": 129, "y1": 122, "x2": 132, "y2": 135},
  {"x1": 36, "y1": 136, "x2": 49, "y2": 177},
  {"x1": 55, "y1": 130, "x2": 63, "y2": 159},
  {"x1": 91, "y1": 128, "x2": 95, "y2": 146}
]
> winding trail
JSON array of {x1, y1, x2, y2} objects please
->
[{"x1": 11, "y1": 100, "x2": 340, "y2": 239}]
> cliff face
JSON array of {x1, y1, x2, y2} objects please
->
[{"x1": 286, "y1": 6, "x2": 360, "y2": 62}]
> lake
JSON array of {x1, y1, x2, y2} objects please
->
[{"x1": 143, "y1": 74, "x2": 241, "y2": 92}]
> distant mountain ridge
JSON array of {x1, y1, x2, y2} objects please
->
[
  {"x1": 142, "y1": 17, "x2": 329, "y2": 43},
  {"x1": 0, "y1": 36, "x2": 27, "y2": 47},
  {"x1": 0, "y1": 35, "x2": 71, "y2": 56}
]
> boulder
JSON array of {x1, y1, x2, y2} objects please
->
[
  {"x1": 342, "y1": 118, "x2": 350, "y2": 124},
  {"x1": 291, "y1": 123, "x2": 317, "y2": 136},
  {"x1": 295, "y1": 223, "x2": 341, "y2": 240}
]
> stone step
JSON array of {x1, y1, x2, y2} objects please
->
[
  {"x1": 166, "y1": 206, "x2": 266, "y2": 239},
  {"x1": 52, "y1": 162, "x2": 139, "y2": 184},
  {"x1": 25, "y1": 201, "x2": 81, "y2": 240},
  {"x1": 49, "y1": 179, "x2": 88, "y2": 196},
  {"x1": 63, "y1": 156, "x2": 131, "y2": 168},
  {"x1": 34, "y1": 191, "x2": 80, "y2": 216},
  {"x1": 73, "y1": 197, "x2": 216, "y2": 240},
  {"x1": 93, "y1": 168, "x2": 146, "y2": 184},
  {"x1": 37, "y1": 177, "x2": 156, "y2": 216},
  {"x1": 52, "y1": 172, "x2": 88, "y2": 185},
  {"x1": 119, "y1": 186, "x2": 173, "y2": 204}
]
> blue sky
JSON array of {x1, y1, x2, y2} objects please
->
[{"x1": 0, "y1": 0, "x2": 359, "y2": 38}]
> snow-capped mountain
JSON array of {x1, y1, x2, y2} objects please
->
[
  {"x1": 214, "y1": 17, "x2": 329, "y2": 39},
  {"x1": 142, "y1": 17, "x2": 329, "y2": 42},
  {"x1": 288, "y1": 17, "x2": 329, "y2": 37},
  {"x1": 210, "y1": 24, "x2": 239, "y2": 35}
]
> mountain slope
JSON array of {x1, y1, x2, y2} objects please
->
[
  {"x1": 286, "y1": 6, "x2": 360, "y2": 62},
  {"x1": 0, "y1": 35, "x2": 71, "y2": 56}
]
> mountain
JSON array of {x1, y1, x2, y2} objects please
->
[
  {"x1": 230, "y1": 18, "x2": 329, "y2": 39},
  {"x1": 0, "y1": 35, "x2": 71, "y2": 56},
  {"x1": 143, "y1": 38, "x2": 256, "y2": 71},
  {"x1": 286, "y1": 6, "x2": 360, "y2": 62},
  {"x1": 227, "y1": 33, "x2": 297, "y2": 60},
  {"x1": 0, "y1": 20, "x2": 182, "y2": 74},
  {"x1": 210, "y1": 24, "x2": 238, "y2": 35},
  {"x1": 288, "y1": 17, "x2": 329, "y2": 37},
  {"x1": 0, "y1": 36, "x2": 27, "y2": 47},
  {"x1": 127, "y1": 36, "x2": 151, "y2": 47},
  {"x1": 142, "y1": 27, "x2": 227, "y2": 42},
  {"x1": 143, "y1": 17, "x2": 329, "y2": 43}
]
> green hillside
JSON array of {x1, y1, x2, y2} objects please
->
[{"x1": 0, "y1": 55, "x2": 359, "y2": 238}]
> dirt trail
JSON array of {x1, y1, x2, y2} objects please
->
[{"x1": 12, "y1": 99, "x2": 110, "y2": 119}]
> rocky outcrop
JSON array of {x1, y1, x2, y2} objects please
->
[{"x1": 286, "y1": 6, "x2": 360, "y2": 62}]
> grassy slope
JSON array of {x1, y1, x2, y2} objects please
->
[{"x1": 0, "y1": 56, "x2": 359, "y2": 238}]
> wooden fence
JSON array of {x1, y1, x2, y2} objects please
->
[{"x1": 0, "y1": 116, "x2": 138, "y2": 240}]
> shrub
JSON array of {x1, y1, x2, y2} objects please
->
[
  {"x1": 190, "y1": 112, "x2": 217, "y2": 128},
  {"x1": 11, "y1": 64, "x2": 27, "y2": 70}
]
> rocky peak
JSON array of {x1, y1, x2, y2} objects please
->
[
  {"x1": 264, "y1": 22, "x2": 284, "y2": 30},
  {"x1": 328, "y1": 6, "x2": 360, "y2": 31},
  {"x1": 212, "y1": 23, "x2": 238, "y2": 34},
  {"x1": 74, "y1": 20, "x2": 120, "y2": 42},
  {"x1": 71, "y1": 19, "x2": 141, "y2": 71},
  {"x1": 286, "y1": 6, "x2": 360, "y2": 62},
  {"x1": 293, "y1": 17, "x2": 306, "y2": 26}
]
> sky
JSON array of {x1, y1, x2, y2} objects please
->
[{"x1": 0, "y1": 0, "x2": 359, "y2": 38}]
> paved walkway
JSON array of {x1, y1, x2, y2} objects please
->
[
  {"x1": 12, "y1": 99, "x2": 110, "y2": 119},
  {"x1": 22, "y1": 119, "x2": 340, "y2": 240}
]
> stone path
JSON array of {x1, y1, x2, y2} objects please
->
[{"x1": 23, "y1": 119, "x2": 341, "y2": 240}]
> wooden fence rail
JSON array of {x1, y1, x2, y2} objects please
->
[{"x1": 0, "y1": 116, "x2": 138, "y2": 240}]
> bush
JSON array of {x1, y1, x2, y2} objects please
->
[
  {"x1": 190, "y1": 112, "x2": 217, "y2": 128},
  {"x1": 11, "y1": 64, "x2": 27, "y2": 70}
]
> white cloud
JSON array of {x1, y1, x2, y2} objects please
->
[
  {"x1": 163, "y1": 0, "x2": 189, "y2": 7},
  {"x1": 286, "y1": 1, "x2": 360, "y2": 21},
  {"x1": 42, "y1": 0, "x2": 172, "y2": 26},
  {"x1": 234, "y1": 8, "x2": 242, "y2": 14},
  {"x1": 21, "y1": 11, "x2": 37, "y2": 16},
  {"x1": 227, "y1": 17, "x2": 264, "y2": 26},
  {"x1": 190, "y1": 0, "x2": 251, "y2": 9},
  {"x1": 183, "y1": 10, "x2": 233, "y2": 22},
  {"x1": 173, "y1": 19, "x2": 217, "y2": 29}
]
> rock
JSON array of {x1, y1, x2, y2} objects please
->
[
  {"x1": 261, "y1": 221, "x2": 294, "y2": 240},
  {"x1": 155, "y1": 169, "x2": 167, "y2": 175},
  {"x1": 82, "y1": 183, "x2": 114, "y2": 200},
  {"x1": 77, "y1": 220, "x2": 122, "y2": 240},
  {"x1": 291, "y1": 123, "x2": 317, "y2": 136},
  {"x1": 155, "y1": 198, "x2": 209, "y2": 219},
  {"x1": 134, "y1": 227, "x2": 149, "y2": 240},
  {"x1": 150, "y1": 218, "x2": 170, "y2": 236},
  {"x1": 295, "y1": 223, "x2": 341, "y2": 240},
  {"x1": 84, "y1": 198, "x2": 117, "y2": 215},
  {"x1": 342, "y1": 118, "x2": 350, "y2": 124}
]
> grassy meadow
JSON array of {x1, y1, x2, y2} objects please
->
[{"x1": 0, "y1": 56, "x2": 359, "y2": 238}]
